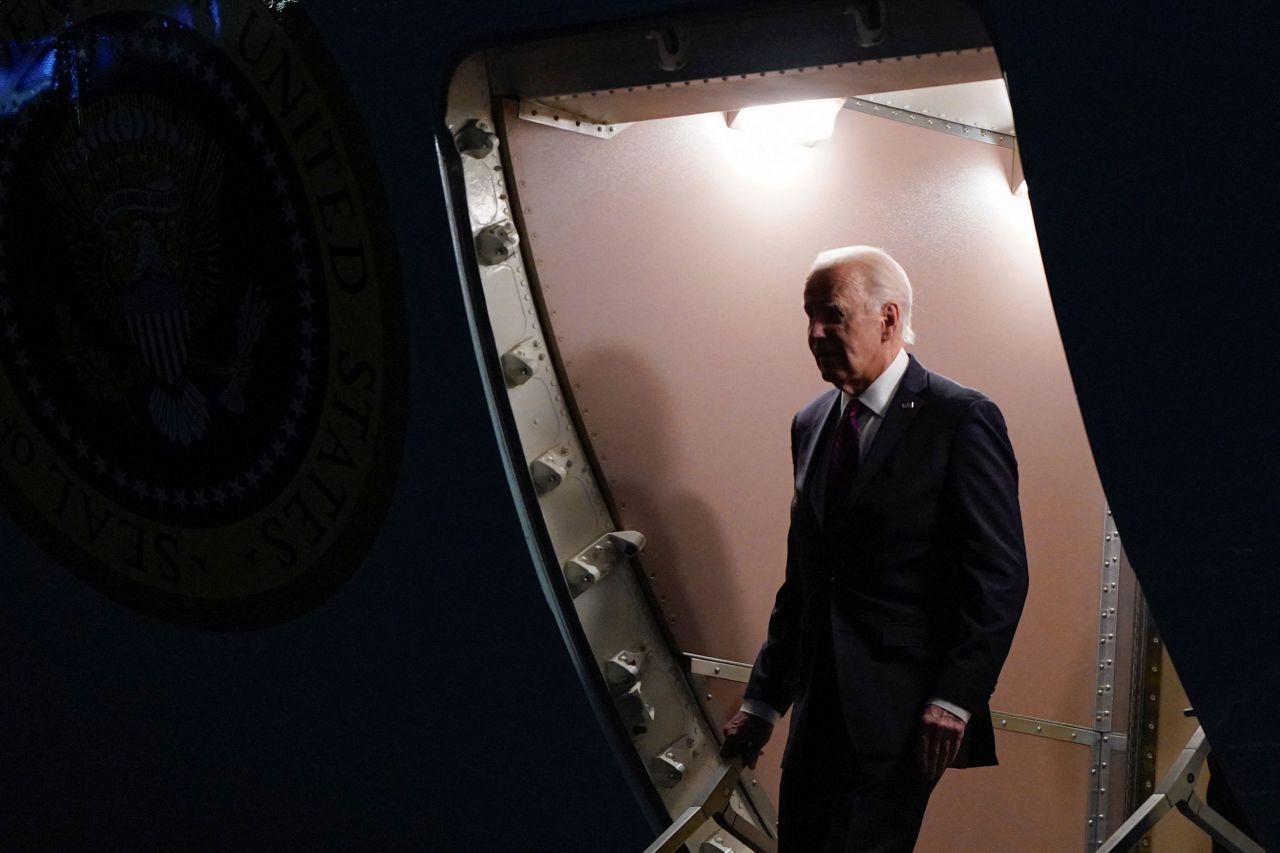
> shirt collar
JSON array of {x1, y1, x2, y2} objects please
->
[{"x1": 841, "y1": 347, "x2": 908, "y2": 418}]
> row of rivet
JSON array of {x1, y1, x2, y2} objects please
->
[{"x1": 1088, "y1": 509, "x2": 1125, "y2": 848}]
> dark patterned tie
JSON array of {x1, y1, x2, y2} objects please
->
[{"x1": 825, "y1": 399, "x2": 863, "y2": 518}]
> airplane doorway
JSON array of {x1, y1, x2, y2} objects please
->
[{"x1": 444, "y1": 3, "x2": 1223, "y2": 850}]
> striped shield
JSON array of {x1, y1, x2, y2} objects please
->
[{"x1": 122, "y1": 273, "x2": 190, "y2": 384}]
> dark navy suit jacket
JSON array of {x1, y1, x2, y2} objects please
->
[{"x1": 744, "y1": 355, "x2": 1029, "y2": 767}]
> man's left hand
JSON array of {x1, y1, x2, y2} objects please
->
[{"x1": 916, "y1": 703, "x2": 966, "y2": 781}]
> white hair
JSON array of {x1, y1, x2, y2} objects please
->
[{"x1": 809, "y1": 245, "x2": 916, "y2": 344}]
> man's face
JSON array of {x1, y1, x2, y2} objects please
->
[{"x1": 804, "y1": 266, "x2": 894, "y2": 395}]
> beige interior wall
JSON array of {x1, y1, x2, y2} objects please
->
[{"x1": 505, "y1": 102, "x2": 1115, "y2": 850}]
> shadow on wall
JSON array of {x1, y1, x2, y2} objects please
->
[
  {"x1": 570, "y1": 343, "x2": 736, "y2": 658},
  {"x1": 569, "y1": 340, "x2": 793, "y2": 803}
]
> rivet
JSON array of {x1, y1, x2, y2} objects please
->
[{"x1": 714, "y1": 666, "x2": 721, "y2": 674}]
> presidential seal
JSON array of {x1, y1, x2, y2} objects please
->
[{"x1": 0, "y1": 0, "x2": 406, "y2": 628}]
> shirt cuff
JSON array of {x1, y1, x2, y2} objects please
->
[
  {"x1": 740, "y1": 699, "x2": 782, "y2": 725},
  {"x1": 927, "y1": 698, "x2": 971, "y2": 724}
]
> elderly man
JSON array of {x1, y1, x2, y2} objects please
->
[{"x1": 721, "y1": 246, "x2": 1029, "y2": 852}]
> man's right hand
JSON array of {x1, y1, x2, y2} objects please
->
[{"x1": 720, "y1": 710, "x2": 774, "y2": 769}]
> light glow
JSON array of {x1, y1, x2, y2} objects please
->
[
  {"x1": 713, "y1": 120, "x2": 816, "y2": 188},
  {"x1": 726, "y1": 98, "x2": 846, "y2": 146}
]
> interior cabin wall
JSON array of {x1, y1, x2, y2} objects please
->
[{"x1": 505, "y1": 102, "x2": 1111, "y2": 850}]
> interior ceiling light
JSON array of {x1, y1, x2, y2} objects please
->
[{"x1": 725, "y1": 98, "x2": 847, "y2": 146}]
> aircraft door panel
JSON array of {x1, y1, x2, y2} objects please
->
[{"x1": 446, "y1": 57, "x2": 774, "y2": 848}]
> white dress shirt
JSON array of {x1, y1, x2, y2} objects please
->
[{"x1": 741, "y1": 348, "x2": 971, "y2": 726}]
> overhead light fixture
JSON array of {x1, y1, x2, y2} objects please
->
[{"x1": 725, "y1": 98, "x2": 846, "y2": 146}]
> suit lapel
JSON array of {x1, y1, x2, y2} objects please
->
[
  {"x1": 796, "y1": 391, "x2": 842, "y2": 525},
  {"x1": 835, "y1": 355, "x2": 930, "y2": 516}
]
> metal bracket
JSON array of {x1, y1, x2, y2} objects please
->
[
  {"x1": 685, "y1": 651, "x2": 1121, "y2": 751},
  {"x1": 994, "y1": 712, "x2": 1113, "y2": 749},
  {"x1": 643, "y1": 759, "x2": 776, "y2": 853},
  {"x1": 1097, "y1": 728, "x2": 1262, "y2": 853},
  {"x1": 517, "y1": 100, "x2": 632, "y2": 139},
  {"x1": 700, "y1": 835, "x2": 740, "y2": 853},
  {"x1": 605, "y1": 649, "x2": 646, "y2": 691},
  {"x1": 605, "y1": 649, "x2": 654, "y2": 733},
  {"x1": 844, "y1": 97, "x2": 1015, "y2": 149},
  {"x1": 474, "y1": 220, "x2": 519, "y2": 266},
  {"x1": 563, "y1": 530, "x2": 647, "y2": 597},
  {"x1": 684, "y1": 653, "x2": 753, "y2": 684},
  {"x1": 844, "y1": 0, "x2": 888, "y2": 47},
  {"x1": 500, "y1": 338, "x2": 545, "y2": 387},
  {"x1": 652, "y1": 734, "x2": 697, "y2": 790},
  {"x1": 529, "y1": 449, "x2": 568, "y2": 494},
  {"x1": 646, "y1": 24, "x2": 690, "y2": 71},
  {"x1": 454, "y1": 117, "x2": 498, "y2": 159}
]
